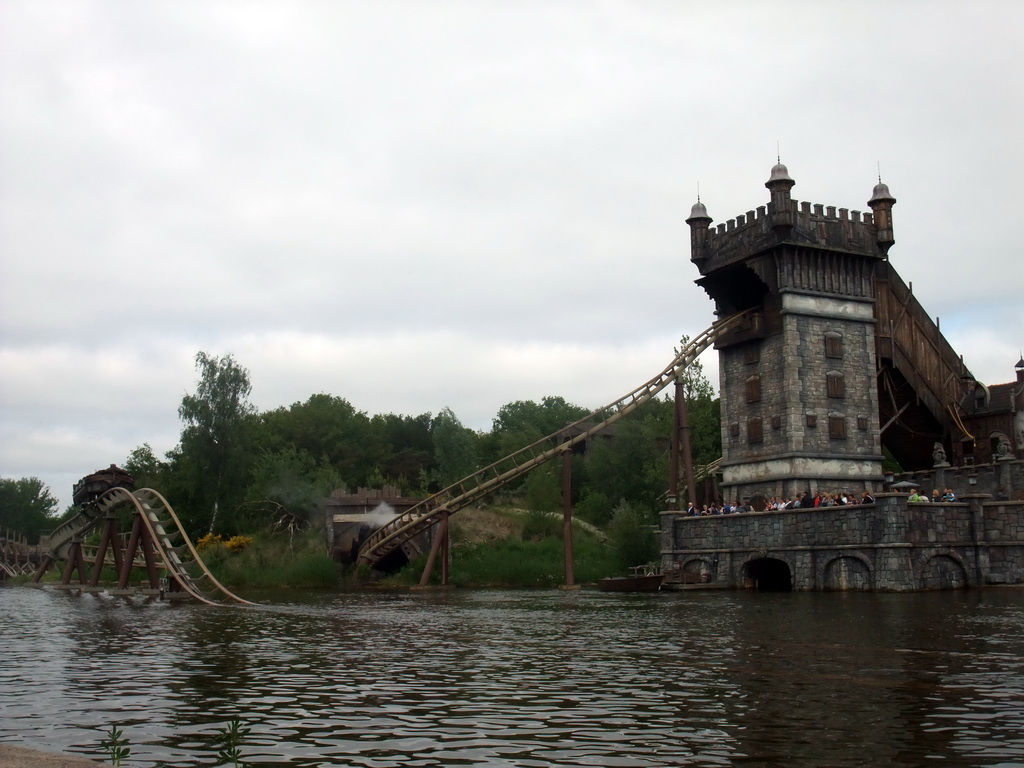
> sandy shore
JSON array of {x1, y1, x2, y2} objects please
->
[{"x1": 0, "y1": 744, "x2": 108, "y2": 768}]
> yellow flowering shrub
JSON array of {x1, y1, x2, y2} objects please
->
[
  {"x1": 225, "y1": 535, "x2": 253, "y2": 552},
  {"x1": 197, "y1": 533, "x2": 223, "y2": 550}
]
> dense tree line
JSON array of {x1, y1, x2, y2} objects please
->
[
  {"x1": 0, "y1": 477, "x2": 59, "y2": 544},
  {"x1": 3, "y1": 344, "x2": 721, "y2": 541}
]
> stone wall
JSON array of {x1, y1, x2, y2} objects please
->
[
  {"x1": 719, "y1": 295, "x2": 883, "y2": 502},
  {"x1": 896, "y1": 458, "x2": 1024, "y2": 502},
  {"x1": 660, "y1": 493, "x2": 1024, "y2": 591}
]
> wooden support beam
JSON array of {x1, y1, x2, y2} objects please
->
[
  {"x1": 440, "y1": 511, "x2": 449, "y2": 587},
  {"x1": 88, "y1": 516, "x2": 121, "y2": 587},
  {"x1": 418, "y1": 510, "x2": 449, "y2": 587},
  {"x1": 880, "y1": 401, "x2": 911, "y2": 435},
  {"x1": 680, "y1": 386, "x2": 696, "y2": 511},
  {"x1": 118, "y1": 515, "x2": 145, "y2": 589},
  {"x1": 139, "y1": 526, "x2": 161, "y2": 589},
  {"x1": 562, "y1": 449, "x2": 575, "y2": 587}
]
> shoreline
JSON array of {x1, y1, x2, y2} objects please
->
[{"x1": 0, "y1": 744, "x2": 107, "y2": 768}]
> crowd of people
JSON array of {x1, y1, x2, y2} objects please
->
[
  {"x1": 683, "y1": 486, "x2": 961, "y2": 516},
  {"x1": 909, "y1": 488, "x2": 957, "y2": 503},
  {"x1": 684, "y1": 490, "x2": 877, "y2": 516},
  {"x1": 685, "y1": 501, "x2": 746, "y2": 516}
]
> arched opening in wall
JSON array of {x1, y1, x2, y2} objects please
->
[
  {"x1": 823, "y1": 556, "x2": 871, "y2": 591},
  {"x1": 743, "y1": 557, "x2": 792, "y2": 592},
  {"x1": 918, "y1": 554, "x2": 968, "y2": 590}
]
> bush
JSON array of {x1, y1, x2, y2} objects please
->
[
  {"x1": 224, "y1": 535, "x2": 253, "y2": 552},
  {"x1": 520, "y1": 510, "x2": 562, "y2": 541},
  {"x1": 197, "y1": 533, "x2": 223, "y2": 550},
  {"x1": 575, "y1": 489, "x2": 613, "y2": 526},
  {"x1": 523, "y1": 467, "x2": 561, "y2": 512},
  {"x1": 606, "y1": 500, "x2": 659, "y2": 571},
  {"x1": 393, "y1": 527, "x2": 616, "y2": 588},
  {"x1": 202, "y1": 530, "x2": 338, "y2": 589}
]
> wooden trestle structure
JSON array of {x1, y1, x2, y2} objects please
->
[
  {"x1": 0, "y1": 530, "x2": 35, "y2": 578},
  {"x1": 30, "y1": 485, "x2": 251, "y2": 606}
]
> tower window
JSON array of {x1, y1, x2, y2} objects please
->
[
  {"x1": 747, "y1": 417, "x2": 763, "y2": 444},
  {"x1": 746, "y1": 375, "x2": 761, "y2": 403},
  {"x1": 825, "y1": 333, "x2": 843, "y2": 359},
  {"x1": 827, "y1": 371, "x2": 845, "y2": 398},
  {"x1": 829, "y1": 415, "x2": 847, "y2": 440}
]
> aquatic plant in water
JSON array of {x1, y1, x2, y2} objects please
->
[
  {"x1": 95, "y1": 719, "x2": 254, "y2": 767},
  {"x1": 216, "y1": 717, "x2": 251, "y2": 768},
  {"x1": 99, "y1": 725, "x2": 130, "y2": 767}
]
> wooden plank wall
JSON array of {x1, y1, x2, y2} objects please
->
[{"x1": 874, "y1": 262, "x2": 973, "y2": 427}]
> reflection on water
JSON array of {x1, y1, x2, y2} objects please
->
[{"x1": 2, "y1": 586, "x2": 1023, "y2": 767}]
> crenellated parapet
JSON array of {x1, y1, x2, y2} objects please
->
[
  {"x1": 687, "y1": 163, "x2": 895, "y2": 275},
  {"x1": 689, "y1": 196, "x2": 885, "y2": 271}
]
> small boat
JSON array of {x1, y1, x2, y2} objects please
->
[{"x1": 597, "y1": 564, "x2": 664, "y2": 592}]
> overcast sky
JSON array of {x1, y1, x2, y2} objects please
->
[{"x1": 2, "y1": 1, "x2": 1022, "y2": 510}]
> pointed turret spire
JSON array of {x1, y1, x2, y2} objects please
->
[
  {"x1": 868, "y1": 173, "x2": 896, "y2": 255},
  {"x1": 686, "y1": 189, "x2": 713, "y2": 262},
  {"x1": 765, "y1": 160, "x2": 795, "y2": 238}
]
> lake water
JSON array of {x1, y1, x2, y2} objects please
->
[{"x1": 2, "y1": 585, "x2": 1023, "y2": 767}]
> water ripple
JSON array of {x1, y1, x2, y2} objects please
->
[{"x1": 2, "y1": 586, "x2": 1023, "y2": 766}]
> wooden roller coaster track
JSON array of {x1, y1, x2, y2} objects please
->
[
  {"x1": 105, "y1": 487, "x2": 254, "y2": 606},
  {"x1": 35, "y1": 487, "x2": 253, "y2": 607},
  {"x1": 356, "y1": 312, "x2": 750, "y2": 570}
]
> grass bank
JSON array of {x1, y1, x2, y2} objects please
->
[
  {"x1": 381, "y1": 506, "x2": 619, "y2": 588},
  {"x1": 200, "y1": 530, "x2": 339, "y2": 589}
]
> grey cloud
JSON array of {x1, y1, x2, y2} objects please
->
[{"x1": 2, "y1": 0, "x2": 1022, "y2": 509}]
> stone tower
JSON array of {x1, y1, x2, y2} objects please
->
[{"x1": 687, "y1": 164, "x2": 895, "y2": 505}]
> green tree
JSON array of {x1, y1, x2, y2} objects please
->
[
  {"x1": 0, "y1": 476, "x2": 60, "y2": 543},
  {"x1": 492, "y1": 396, "x2": 589, "y2": 441},
  {"x1": 607, "y1": 500, "x2": 659, "y2": 571},
  {"x1": 487, "y1": 396, "x2": 589, "y2": 469},
  {"x1": 240, "y1": 445, "x2": 342, "y2": 533},
  {"x1": 123, "y1": 443, "x2": 165, "y2": 489},
  {"x1": 675, "y1": 334, "x2": 715, "y2": 401},
  {"x1": 688, "y1": 395, "x2": 722, "y2": 468},
  {"x1": 177, "y1": 352, "x2": 257, "y2": 534},
  {"x1": 581, "y1": 398, "x2": 672, "y2": 515},
  {"x1": 575, "y1": 488, "x2": 613, "y2": 526},
  {"x1": 431, "y1": 407, "x2": 479, "y2": 488},
  {"x1": 372, "y1": 412, "x2": 435, "y2": 491},
  {"x1": 673, "y1": 334, "x2": 721, "y2": 492},
  {"x1": 522, "y1": 463, "x2": 562, "y2": 512},
  {"x1": 260, "y1": 394, "x2": 382, "y2": 489}
]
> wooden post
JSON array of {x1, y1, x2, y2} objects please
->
[
  {"x1": 139, "y1": 526, "x2": 161, "y2": 589},
  {"x1": 419, "y1": 511, "x2": 449, "y2": 587},
  {"x1": 668, "y1": 380, "x2": 681, "y2": 510},
  {"x1": 680, "y1": 391, "x2": 697, "y2": 512},
  {"x1": 61, "y1": 541, "x2": 87, "y2": 584},
  {"x1": 118, "y1": 515, "x2": 145, "y2": 589},
  {"x1": 31, "y1": 555, "x2": 52, "y2": 583},
  {"x1": 440, "y1": 510, "x2": 449, "y2": 587},
  {"x1": 562, "y1": 448, "x2": 575, "y2": 587},
  {"x1": 88, "y1": 516, "x2": 121, "y2": 587}
]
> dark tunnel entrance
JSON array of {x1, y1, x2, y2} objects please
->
[{"x1": 745, "y1": 557, "x2": 793, "y2": 592}]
